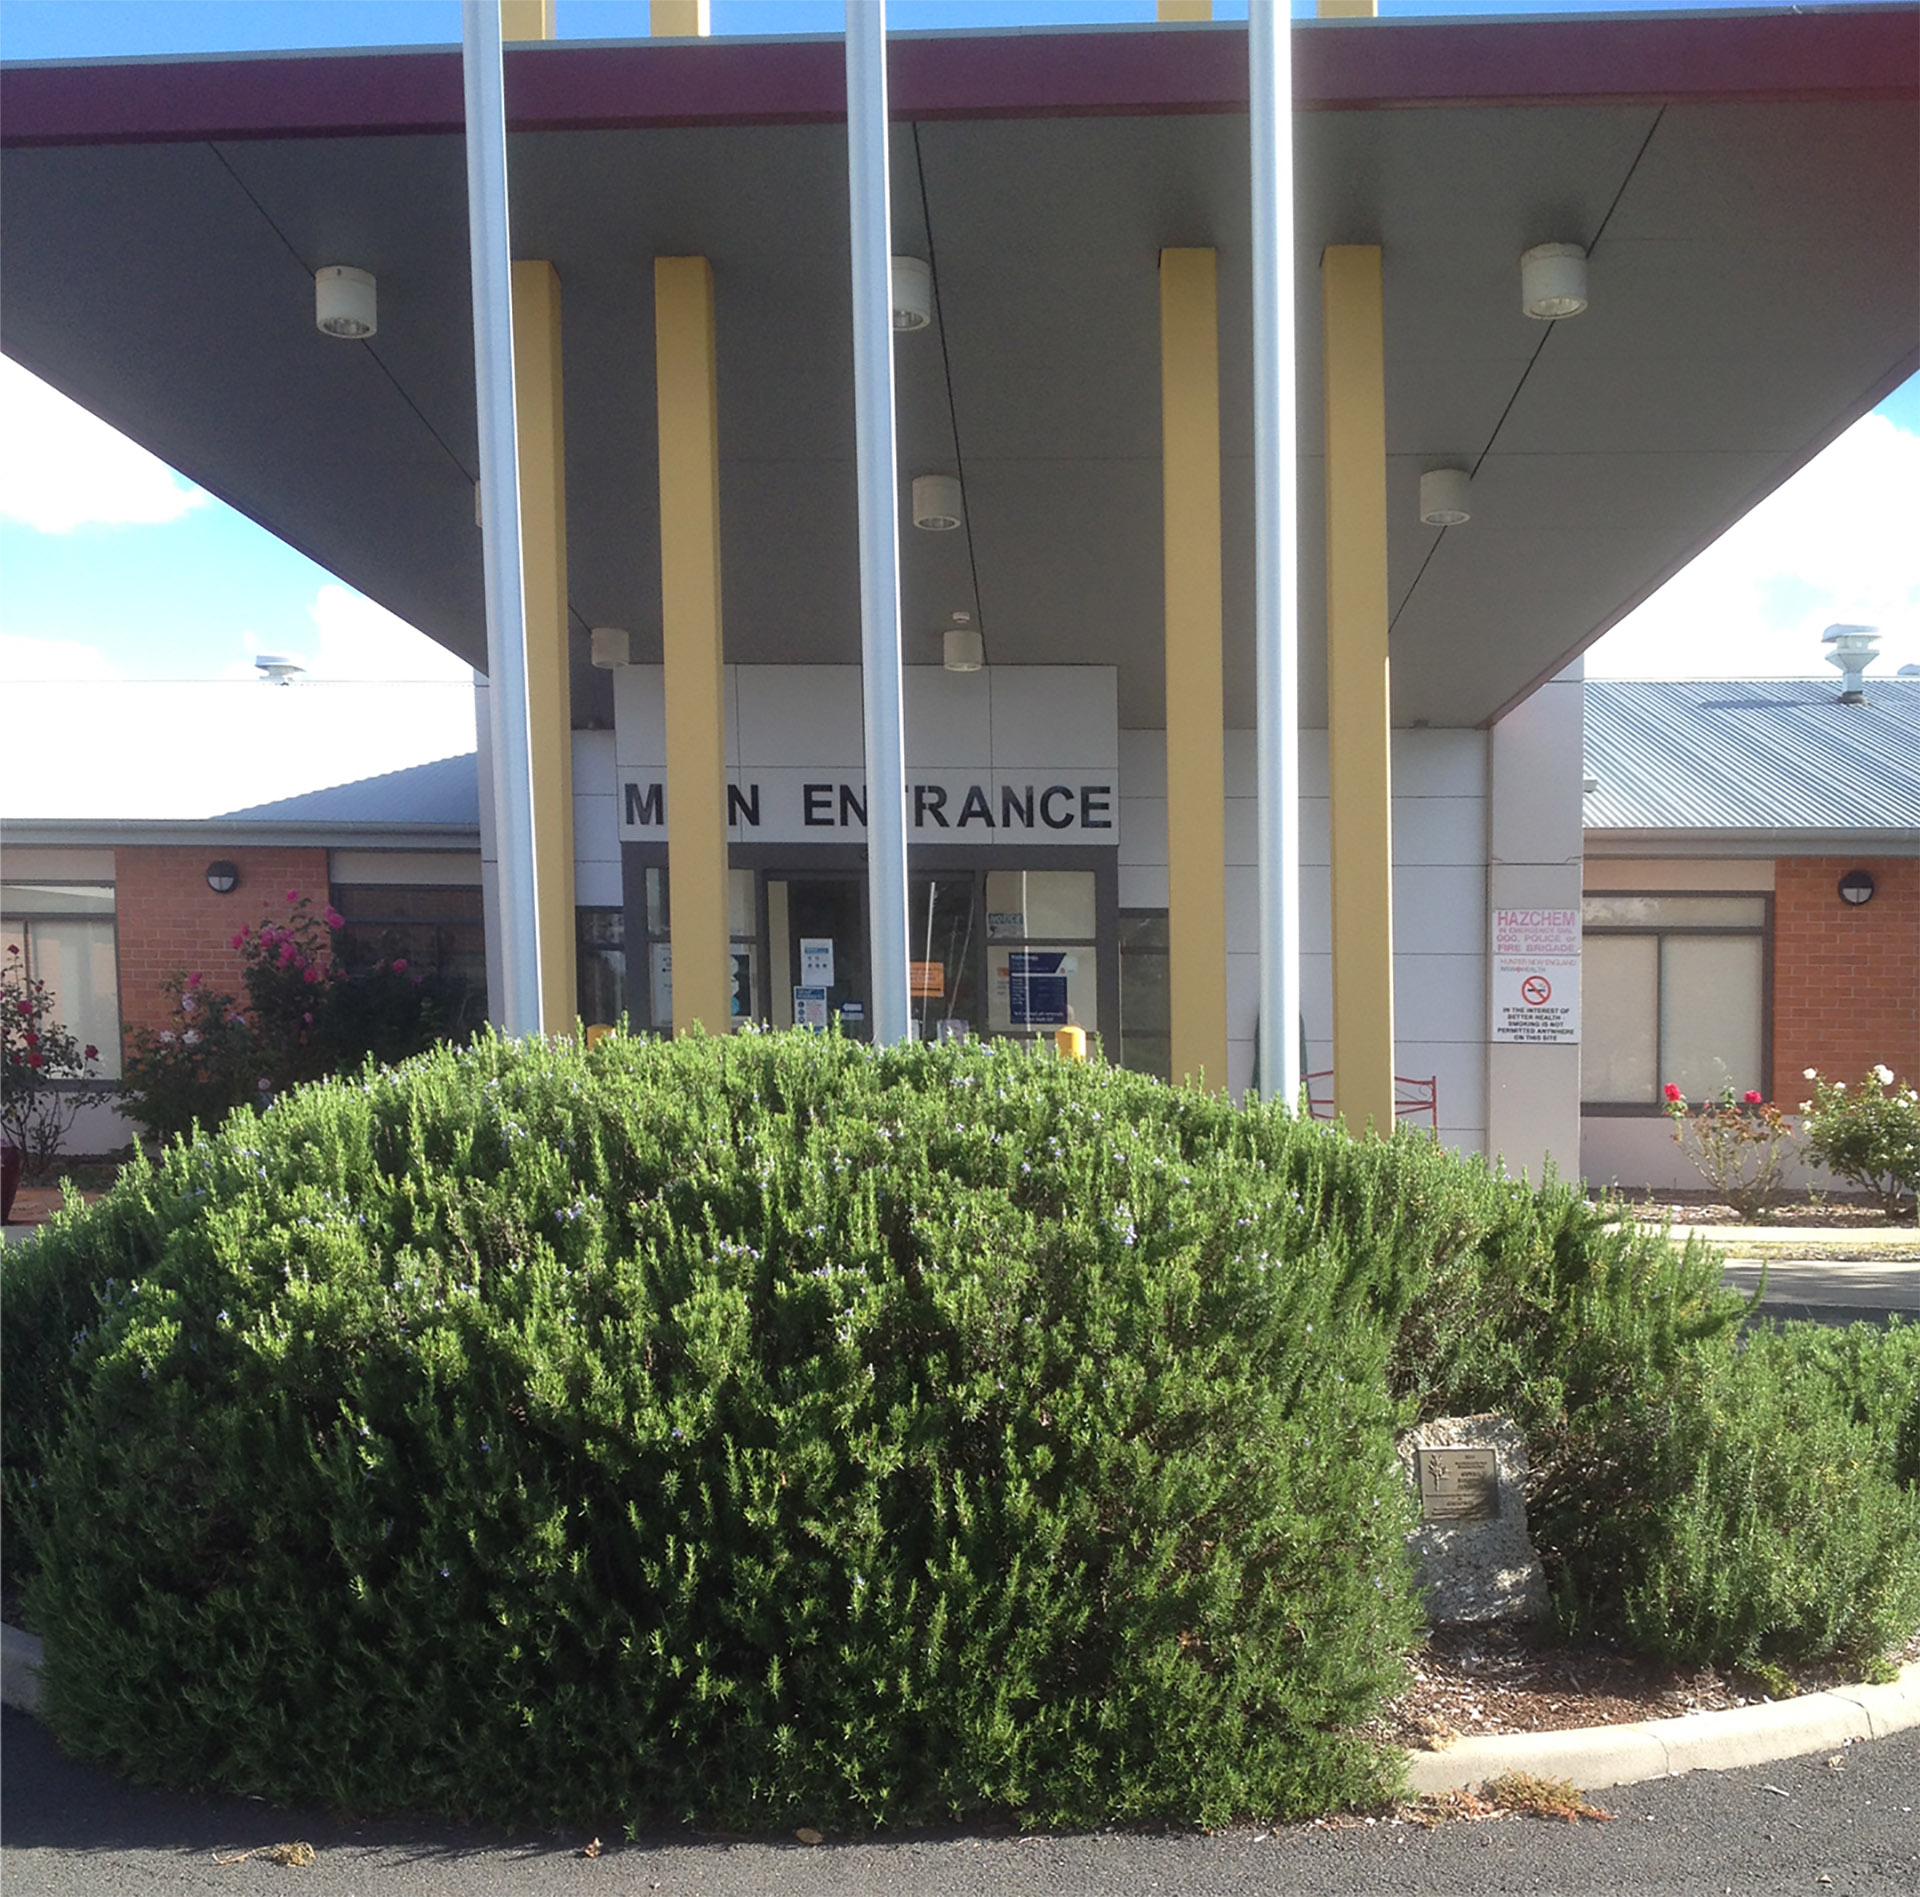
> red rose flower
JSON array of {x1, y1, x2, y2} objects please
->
[
  {"x1": 1662, "y1": 1082, "x2": 1682, "y2": 1103},
  {"x1": 84, "y1": 1045, "x2": 99, "y2": 1061},
  {"x1": 1743, "y1": 1089, "x2": 1763, "y2": 1106}
]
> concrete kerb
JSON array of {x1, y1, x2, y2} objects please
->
[
  {"x1": 1403, "y1": 1661, "x2": 1920, "y2": 1796},
  {"x1": 6, "y1": 1612, "x2": 1915, "y2": 1806}
]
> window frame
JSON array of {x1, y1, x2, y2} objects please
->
[{"x1": 1580, "y1": 889, "x2": 1773, "y2": 1115}]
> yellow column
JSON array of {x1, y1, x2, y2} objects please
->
[
  {"x1": 651, "y1": 0, "x2": 711, "y2": 34},
  {"x1": 1156, "y1": 1, "x2": 1213, "y2": 19},
  {"x1": 1160, "y1": 248, "x2": 1228, "y2": 1093},
  {"x1": 500, "y1": 0, "x2": 554, "y2": 39},
  {"x1": 1322, "y1": 245, "x2": 1396, "y2": 1134},
  {"x1": 654, "y1": 256, "x2": 731, "y2": 1037},
  {"x1": 510, "y1": 261, "x2": 577, "y2": 1035},
  {"x1": 1317, "y1": 2, "x2": 1379, "y2": 18}
]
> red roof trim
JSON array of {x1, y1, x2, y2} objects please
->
[{"x1": 2, "y1": 11, "x2": 1914, "y2": 148}]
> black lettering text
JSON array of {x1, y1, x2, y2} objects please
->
[
  {"x1": 914, "y1": 784, "x2": 950, "y2": 829},
  {"x1": 1040, "y1": 784, "x2": 1075, "y2": 829},
  {"x1": 1000, "y1": 784, "x2": 1035, "y2": 829},
  {"x1": 1080, "y1": 784, "x2": 1113, "y2": 830},
  {"x1": 625, "y1": 781, "x2": 664, "y2": 826},
  {"x1": 839, "y1": 783, "x2": 867, "y2": 828},
  {"x1": 803, "y1": 783, "x2": 834, "y2": 826},
  {"x1": 727, "y1": 782, "x2": 761, "y2": 828},
  {"x1": 957, "y1": 784, "x2": 995, "y2": 828}
]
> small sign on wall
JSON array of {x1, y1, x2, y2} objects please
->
[{"x1": 1490, "y1": 907, "x2": 1580, "y2": 1044}]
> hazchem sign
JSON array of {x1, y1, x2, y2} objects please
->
[{"x1": 1490, "y1": 907, "x2": 1579, "y2": 1044}]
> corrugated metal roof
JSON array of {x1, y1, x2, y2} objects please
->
[
  {"x1": 1583, "y1": 679, "x2": 1920, "y2": 833},
  {"x1": 215, "y1": 752, "x2": 479, "y2": 828}
]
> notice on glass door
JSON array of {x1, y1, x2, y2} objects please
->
[
  {"x1": 1490, "y1": 908, "x2": 1580, "y2": 1044},
  {"x1": 799, "y1": 937, "x2": 835, "y2": 987}
]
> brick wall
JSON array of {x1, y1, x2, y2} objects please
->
[
  {"x1": 113, "y1": 847, "x2": 330, "y2": 1054},
  {"x1": 1771, "y1": 855, "x2": 1920, "y2": 1101}
]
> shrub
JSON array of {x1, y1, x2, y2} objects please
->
[
  {"x1": 1799, "y1": 1066, "x2": 1920, "y2": 1218},
  {"x1": 1617, "y1": 1324, "x2": 1920, "y2": 1669},
  {"x1": 8, "y1": 1031, "x2": 1422, "y2": 1832}
]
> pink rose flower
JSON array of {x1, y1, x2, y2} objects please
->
[
  {"x1": 188, "y1": 971, "x2": 203, "y2": 988},
  {"x1": 324, "y1": 908, "x2": 344, "y2": 931},
  {"x1": 231, "y1": 930, "x2": 248, "y2": 950},
  {"x1": 286, "y1": 889, "x2": 300, "y2": 903},
  {"x1": 303, "y1": 967, "x2": 320, "y2": 984},
  {"x1": 392, "y1": 958, "x2": 408, "y2": 974},
  {"x1": 84, "y1": 1044, "x2": 99, "y2": 1061},
  {"x1": 1743, "y1": 1089, "x2": 1763, "y2": 1106}
]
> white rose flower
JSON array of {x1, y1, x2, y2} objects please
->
[
  {"x1": 1872, "y1": 1063, "x2": 1894, "y2": 1085},
  {"x1": 1803, "y1": 1067, "x2": 1818, "y2": 1080}
]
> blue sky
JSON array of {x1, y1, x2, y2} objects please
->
[{"x1": 2, "y1": 1, "x2": 1915, "y2": 815}]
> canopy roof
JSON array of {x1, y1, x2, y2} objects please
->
[{"x1": 3, "y1": 8, "x2": 1914, "y2": 731}]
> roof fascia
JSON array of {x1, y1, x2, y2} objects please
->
[
  {"x1": 2, "y1": 821, "x2": 481, "y2": 850},
  {"x1": 1584, "y1": 828, "x2": 1920, "y2": 858},
  {"x1": 4, "y1": 9, "x2": 1914, "y2": 148}
]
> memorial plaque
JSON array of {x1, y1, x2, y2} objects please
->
[{"x1": 1416, "y1": 1445, "x2": 1499, "y2": 1523}]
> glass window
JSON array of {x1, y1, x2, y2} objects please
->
[
  {"x1": 1580, "y1": 934, "x2": 1656, "y2": 1104},
  {"x1": 331, "y1": 883, "x2": 487, "y2": 1036},
  {"x1": 577, "y1": 908, "x2": 626, "y2": 1029},
  {"x1": 636, "y1": 866, "x2": 760, "y2": 1032},
  {"x1": 982, "y1": 869, "x2": 1097, "y2": 1037},
  {"x1": 1581, "y1": 894, "x2": 1766, "y2": 1106},
  {"x1": 1118, "y1": 910, "x2": 1170, "y2": 1082},
  {"x1": 0, "y1": 909, "x2": 122, "y2": 1079}
]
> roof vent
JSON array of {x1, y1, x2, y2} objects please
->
[{"x1": 1822, "y1": 623, "x2": 1879, "y2": 704}]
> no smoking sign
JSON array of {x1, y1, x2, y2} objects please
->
[{"x1": 1491, "y1": 908, "x2": 1579, "y2": 1044}]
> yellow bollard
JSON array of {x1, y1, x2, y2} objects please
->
[
  {"x1": 1054, "y1": 1024, "x2": 1087, "y2": 1063},
  {"x1": 584, "y1": 1023, "x2": 615, "y2": 1049}
]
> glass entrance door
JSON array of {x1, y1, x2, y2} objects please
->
[
  {"x1": 909, "y1": 873, "x2": 981, "y2": 1043},
  {"x1": 772, "y1": 876, "x2": 870, "y2": 1041}
]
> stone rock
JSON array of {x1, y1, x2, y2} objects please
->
[{"x1": 1397, "y1": 1413, "x2": 1549, "y2": 1626}]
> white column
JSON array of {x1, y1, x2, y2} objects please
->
[
  {"x1": 845, "y1": 0, "x2": 910, "y2": 1046},
  {"x1": 1486, "y1": 663, "x2": 1586, "y2": 1181},
  {"x1": 461, "y1": 0, "x2": 543, "y2": 1036},
  {"x1": 1250, "y1": 0, "x2": 1301, "y2": 1108}
]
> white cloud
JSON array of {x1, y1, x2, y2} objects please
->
[
  {"x1": 305, "y1": 584, "x2": 476, "y2": 684},
  {"x1": 0, "y1": 357, "x2": 210, "y2": 534},
  {"x1": 1587, "y1": 412, "x2": 1920, "y2": 679},
  {"x1": 0, "y1": 633, "x2": 125, "y2": 683}
]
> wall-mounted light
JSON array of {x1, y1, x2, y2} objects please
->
[
  {"x1": 943, "y1": 611, "x2": 984, "y2": 673},
  {"x1": 1418, "y1": 467, "x2": 1472, "y2": 526},
  {"x1": 206, "y1": 861, "x2": 240, "y2": 895},
  {"x1": 589, "y1": 627, "x2": 632, "y2": 670},
  {"x1": 912, "y1": 474, "x2": 964, "y2": 531},
  {"x1": 1520, "y1": 242, "x2": 1588, "y2": 320},
  {"x1": 891, "y1": 256, "x2": 932, "y2": 331},
  {"x1": 315, "y1": 265, "x2": 377, "y2": 338},
  {"x1": 1838, "y1": 869, "x2": 1876, "y2": 907}
]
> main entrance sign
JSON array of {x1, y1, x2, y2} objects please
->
[{"x1": 612, "y1": 664, "x2": 1120, "y2": 848}]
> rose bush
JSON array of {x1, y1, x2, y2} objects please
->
[
  {"x1": 1799, "y1": 1066, "x2": 1920, "y2": 1219},
  {"x1": 121, "y1": 889, "x2": 467, "y2": 1144},
  {"x1": 1, "y1": 942, "x2": 108, "y2": 1176},
  {"x1": 1661, "y1": 1082, "x2": 1796, "y2": 1219}
]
